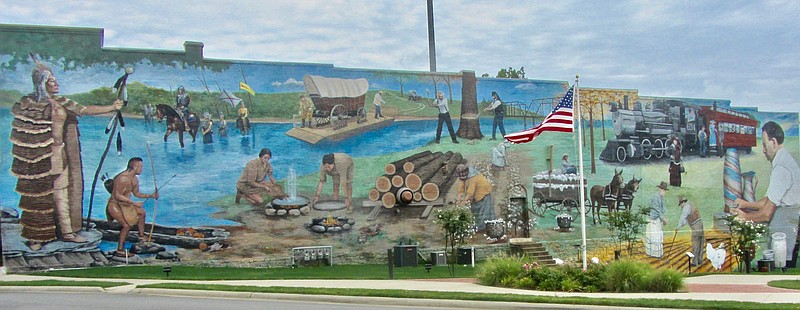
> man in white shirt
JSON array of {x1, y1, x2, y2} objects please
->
[
  {"x1": 433, "y1": 91, "x2": 459, "y2": 144},
  {"x1": 735, "y1": 121, "x2": 800, "y2": 263},
  {"x1": 372, "y1": 91, "x2": 385, "y2": 119}
]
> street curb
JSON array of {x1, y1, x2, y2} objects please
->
[
  {"x1": 136, "y1": 288, "x2": 626, "y2": 310},
  {"x1": 0, "y1": 286, "x2": 104, "y2": 293}
]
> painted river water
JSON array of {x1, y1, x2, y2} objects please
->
[{"x1": 0, "y1": 108, "x2": 527, "y2": 227}]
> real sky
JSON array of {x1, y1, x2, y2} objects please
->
[{"x1": 1, "y1": 0, "x2": 797, "y2": 112}]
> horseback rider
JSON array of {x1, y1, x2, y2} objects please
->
[
  {"x1": 175, "y1": 86, "x2": 191, "y2": 126},
  {"x1": 236, "y1": 103, "x2": 251, "y2": 135}
]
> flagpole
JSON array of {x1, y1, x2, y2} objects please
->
[{"x1": 575, "y1": 74, "x2": 588, "y2": 270}]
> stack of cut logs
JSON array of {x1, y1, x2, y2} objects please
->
[{"x1": 368, "y1": 150, "x2": 465, "y2": 208}]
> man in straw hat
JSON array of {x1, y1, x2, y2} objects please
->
[
  {"x1": 676, "y1": 195, "x2": 704, "y2": 266},
  {"x1": 645, "y1": 181, "x2": 670, "y2": 257}
]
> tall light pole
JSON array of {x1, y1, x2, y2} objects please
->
[{"x1": 427, "y1": 0, "x2": 436, "y2": 72}]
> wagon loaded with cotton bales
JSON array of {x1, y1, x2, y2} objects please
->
[{"x1": 530, "y1": 171, "x2": 589, "y2": 220}]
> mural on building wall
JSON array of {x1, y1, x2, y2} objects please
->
[{"x1": 1, "y1": 24, "x2": 799, "y2": 273}]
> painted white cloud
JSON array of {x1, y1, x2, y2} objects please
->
[
  {"x1": 271, "y1": 78, "x2": 304, "y2": 88},
  {"x1": 0, "y1": 0, "x2": 797, "y2": 112}
]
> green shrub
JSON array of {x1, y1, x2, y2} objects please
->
[
  {"x1": 479, "y1": 254, "x2": 684, "y2": 293},
  {"x1": 603, "y1": 260, "x2": 649, "y2": 292},
  {"x1": 499, "y1": 276, "x2": 518, "y2": 288},
  {"x1": 645, "y1": 268, "x2": 684, "y2": 293},
  {"x1": 560, "y1": 277, "x2": 582, "y2": 292},
  {"x1": 574, "y1": 264, "x2": 606, "y2": 292},
  {"x1": 514, "y1": 277, "x2": 537, "y2": 289},
  {"x1": 475, "y1": 253, "x2": 526, "y2": 286}
]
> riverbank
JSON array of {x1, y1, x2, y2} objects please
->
[{"x1": 178, "y1": 135, "x2": 534, "y2": 266}]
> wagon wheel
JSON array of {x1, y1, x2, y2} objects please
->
[
  {"x1": 641, "y1": 138, "x2": 653, "y2": 160},
  {"x1": 616, "y1": 146, "x2": 627, "y2": 163},
  {"x1": 560, "y1": 198, "x2": 580, "y2": 220},
  {"x1": 531, "y1": 192, "x2": 546, "y2": 217},
  {"x1": 356, "y1": 107, "x2": 367, "y2": 124},
  {"x1": 653, "y1": 139, "x2": 665, "y2": 159},
  {"x1": 331, "y1": 104, "x2": 348, "y2": 130},
  {"x1": 314, "y1": 110, "x2": 330, "y2": 126}
]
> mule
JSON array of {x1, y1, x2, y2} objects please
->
[
  {"x1": 618, "y1": 176, "x2": 642, "y2": 211},
  {"x1": 589, "y1": 169, "x2": 624, "y2": 225}
]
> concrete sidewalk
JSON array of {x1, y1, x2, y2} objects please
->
[{"x1": 1, "y1": 274, "x2": 798, "y2": 306}]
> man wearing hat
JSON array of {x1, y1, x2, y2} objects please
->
[
  {"x1": 676, "y1": 195, "x2": 704, "y2": 266},
  {"x1": 645, "y1": 181, "x2": 669, "y2": 257},
  {"x1": 455, "y1": 164, "x2": 496, "y2": 231}
]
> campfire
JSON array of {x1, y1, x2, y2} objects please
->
[
  {"x1": 321, "y1": 215, "x2": 339, "y2": 227},
  {"x1": 309, "y1": 215, "x2": 355, "y2": 233}
]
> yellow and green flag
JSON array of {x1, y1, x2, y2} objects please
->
[{"x1": 239, "y1": 82, "x2": 255, "y2": 96}]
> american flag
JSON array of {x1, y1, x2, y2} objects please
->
[{"x1": 504, "y1": 86, "x2": 575, "y2": 144}]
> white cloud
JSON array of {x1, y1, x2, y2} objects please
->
[
  {"x1": 271, "y1": 78, "x2": 304, "y2": 88},
  {"x1": 1, "y1": 0, "x2": 798, "y2": 112}
]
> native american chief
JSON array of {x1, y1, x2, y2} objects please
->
[{"x1": 10, "y1": 57, "x2": 122, "y2": 251}]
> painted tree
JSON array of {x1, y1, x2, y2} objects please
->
[
  {"x1": 456, "y1": 71, "x2": 483, "y2": 139},
  {"x1": 579, "y1": 88, "x2": 639, "y2": 173}
]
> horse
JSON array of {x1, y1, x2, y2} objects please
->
[
  {"x1": 617, "y1": 176, "x2": 642, "y2": 211},
  {"x1": 589, "y1": 169, "x2": 624, "y2": 225},
  {"x1": 154, "y1": 104, "x2": 200, "y2": 148},
  {"x1": 235, "y1": 115, "x2": 251, "y2": 136}
]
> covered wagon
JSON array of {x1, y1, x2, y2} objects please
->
[{"x1": 303, "y1": 74, "x2": 369, "y2": 129}]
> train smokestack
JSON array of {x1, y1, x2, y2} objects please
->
[{"x1": 623, "y1": 95, "x2": 629, "y2": 110}]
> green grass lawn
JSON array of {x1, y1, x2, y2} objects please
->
[
  {"x1": 14, "y1": 264, "x2": 798, "y2": 310},
  {"x1": 36, "y1": 264, "x2": 477, "y2": 280},
  {"x1": 769, "y1": 280, "x2": 800, "y2": 290}
]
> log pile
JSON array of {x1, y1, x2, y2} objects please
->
[{"x1": 368, "y1": 151, "x2": 465, "y2": 208}]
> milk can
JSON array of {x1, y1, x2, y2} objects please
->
[{"x1": 772, "y1": 232, "x2": 787, "y2": 268}]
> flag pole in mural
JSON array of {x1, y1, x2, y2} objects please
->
[
  {"x1": 240, "y1": 81, "x2": 255, "y2": 108},
  {"x1": 219, "y1": 89, "x2": 242, "y2": 109},
  {"x1": 504, "y1": 76, "x2": 588, "y2": 270}
]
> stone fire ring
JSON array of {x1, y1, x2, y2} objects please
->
[{"x1": 312, "y1": 199, "x2": 346, "y2": 211}]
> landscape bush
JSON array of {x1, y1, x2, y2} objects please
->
[{"x1": 477, "y1": 255, "x2": 683, "y2": 293}]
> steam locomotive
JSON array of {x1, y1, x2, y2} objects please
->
[{"x1": 599, "y1": 99, "x2": 758, "y2": 163}]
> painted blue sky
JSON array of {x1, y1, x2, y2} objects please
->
[{"x1": 1, "y1": 0, "x2": 798, "y2": 113}]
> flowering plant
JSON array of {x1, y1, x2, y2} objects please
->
[
  {"x1": 724, "y1": 213, "x2": 768, "y2": 271},
  {"x1": 505, "y1": 200, "x2": 537, "y2": 234},
  {"x1": 522, "y1": 262, "x2": 539, "y2": 271},
  {"x1": 556, "y1": 213, "x2": 573, "y2": 220},
  {"x1": 484, "y1": 218, "x2": 507, "y2": 242},
  {"x1": 435, "y1": 206, "x2": 475, "y2": 276}
]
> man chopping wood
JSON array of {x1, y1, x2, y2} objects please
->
[{"x1": 312, "y1": 153, "x2": 354, "y2": 213}]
